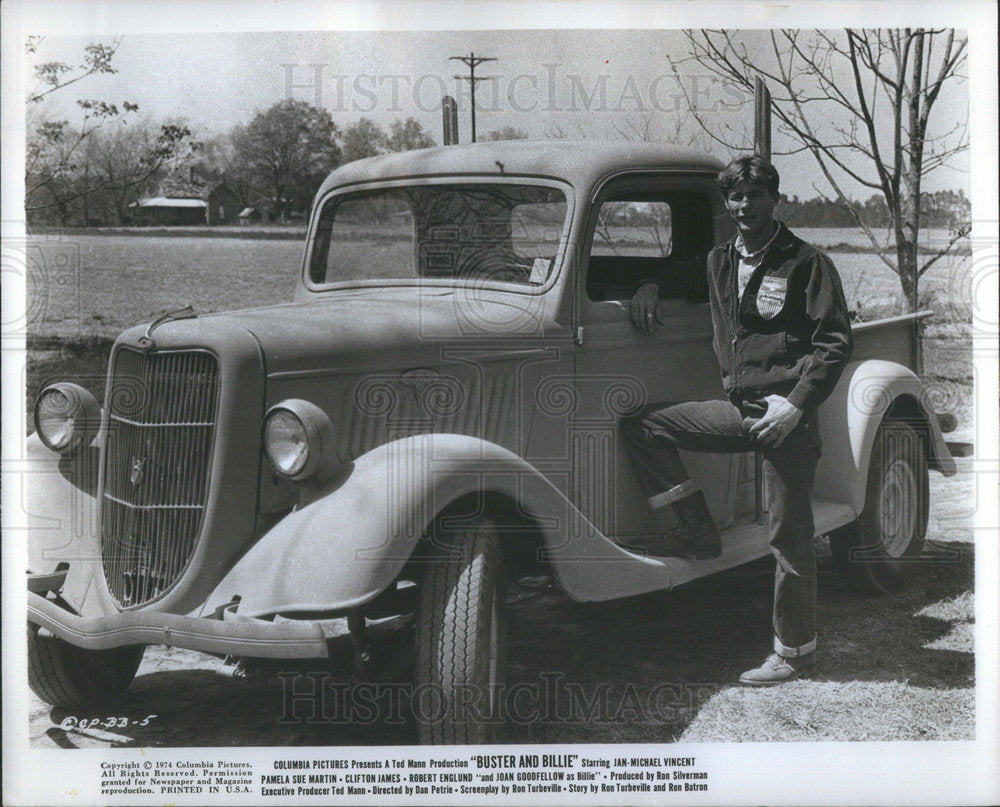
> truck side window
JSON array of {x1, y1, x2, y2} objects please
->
[{"x1": 586, "y1": 190, "x2": 713, "y2": 302}]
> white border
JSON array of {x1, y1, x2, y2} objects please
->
[{"x1": 3, "y1": 2, "x2": 997, "y2": 806}]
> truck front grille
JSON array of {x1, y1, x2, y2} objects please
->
[{"x1": 100, "y1": 348, "x2": 220, "y2": 607}]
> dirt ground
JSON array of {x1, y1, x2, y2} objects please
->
[{"x1": 28, "y1": 461, "x2": 975, "y2": 749}]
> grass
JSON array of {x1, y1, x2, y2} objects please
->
[
  {"x1": 679, "y1": 681, "x2": 974, "y2": 741},
  {"x1": 31, "y1": 224, "x2": 308, "y2": 240},
  {"x1": 25, "y1": 234, "x2": 302, "y2": 341},
  {"x1": 491, "y1": 529, "x2": 975, "y2": 745}
]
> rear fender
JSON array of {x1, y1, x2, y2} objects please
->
[
  {"x1": 816, "y1": 360, "x2": 956, "y2": 514},
  {"x1": 202, "y1": 433, "x2": 669, "y2": 617}
]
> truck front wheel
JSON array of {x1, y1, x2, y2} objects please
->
[
  {"x1": 28, "y1": 623, "x2": 144, "y2": 708},
  {"x1": 830, "y1": 420, "x2": 929, "y2": 594},
  {"x1": 415, "y1": 517, "x2": 505, "y2": 744}
]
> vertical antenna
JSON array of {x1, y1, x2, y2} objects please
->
[
  {"x1": 442, "y1": 95, "x2": 459, "y2": 145},
  {"x1": 754, "y1": 75, "x2": 771, "y2": 161}
]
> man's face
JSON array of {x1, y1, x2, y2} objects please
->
[{"x1": 725, "y1": 181, "x2": 778, "y2": 240}]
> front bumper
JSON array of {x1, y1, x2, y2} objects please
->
[{"x1": 28, "y1": 590, "x2": 331, "y2": 659}]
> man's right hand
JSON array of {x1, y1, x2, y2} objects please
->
[{"x1": 629, "y1": 282, "x2": 660, "y2": 334}]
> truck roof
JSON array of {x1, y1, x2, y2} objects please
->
[{"x1": 316, "y1": 139, "x2": 726, "y2": 195}]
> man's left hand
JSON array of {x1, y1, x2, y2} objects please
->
[
  {"x1": 749, "y1": 395, "x2": 803, "y2": 448},
  {"x1": 629, "y1": 282, "x2": 660, "y2": 334}
]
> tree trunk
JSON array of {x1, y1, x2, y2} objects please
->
[
  {"x1": 896, "y1": 239, "x2": 922, "y2": 373},
  {"x1": 896, "y1": 239, "x2": 919, "y2": 313}
]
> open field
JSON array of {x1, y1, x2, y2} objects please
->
[
  {"x1": 21, "y1": 230, "x2": 976, "y2": 745},
  {"x1": 22, "y1": 232, "x2": 974, "y2": 432},
  {"x1": 23, "y1": 231, "x2": 973, "y2": 340}
]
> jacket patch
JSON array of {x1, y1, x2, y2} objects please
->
[{"x1": 756, "y1": 275, "x2": 787, "y2": 319}]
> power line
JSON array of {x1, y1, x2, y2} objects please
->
[{"x1": 449, "y1": 52, "x2": 497, "y2": 143}]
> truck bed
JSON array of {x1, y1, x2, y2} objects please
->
[{"x1": 850, "y1": 310, "x2": 933, "y2": 371}]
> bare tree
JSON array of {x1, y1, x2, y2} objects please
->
[
  {"x1": 671, "y1": 29, "x2": 969, "y2": 312},
  {"x1": 81, "y1": 120, "x2": 196, "y2": 224},
  {"x1": 610, "y1": 111, "x2": 708, "y2": 148},
  {"x1": 25, "y1": 37, "x2": 191, "y2": 224},
  {"x1": 26, "y1": 37, "x2": 121, "y2": 105}
]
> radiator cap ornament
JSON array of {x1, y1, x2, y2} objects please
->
[{"x1": 137, "y1": 304, "x2": 197, "y2": 352}]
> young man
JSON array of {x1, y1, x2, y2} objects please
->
[{"x1": 623, "y1": 155, "x2": 853, "y2": 685}]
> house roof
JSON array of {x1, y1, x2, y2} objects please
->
[
  {"x1": 136, "y1": 197, "x2": 208, "y2": 208},
  {"x1": 157, "y1": 170, "x2": 234, "y2": 200}
]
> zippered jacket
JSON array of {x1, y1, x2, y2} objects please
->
[{"x1": 703, "y1": 223, "x2": 854, "y2": 412}]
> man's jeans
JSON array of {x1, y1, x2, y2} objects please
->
[{"x1": 621, "y1": 398, "x2": 821, "y2": 656}]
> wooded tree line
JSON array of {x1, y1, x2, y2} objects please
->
[
  {"x1": 27, "y1": 100, "x2": 436, "y2": 226},
  {"x1": 779, "y1": 189, "x2": 970, "y2": 231}
]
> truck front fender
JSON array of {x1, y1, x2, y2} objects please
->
[
  {"x1": 816, "y1": 359, "x2": 957, "y2": 514},
  {"x1": 22, "y1": 431, "x2": 113, "y2": 618},
  {"x1": 203, "y1": 433, "x2": 668, "y2": 617}
]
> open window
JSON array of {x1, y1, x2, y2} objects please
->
[{"x1": 586, "y1": 189, "x2": 714, "y2": 302}]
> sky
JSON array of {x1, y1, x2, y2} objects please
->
[{"x1": 21, "y1": 24, "x2": 973, "y2": 202}]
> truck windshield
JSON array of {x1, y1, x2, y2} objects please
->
[{"x1": 308, "y1": 183, "x2": 568, "y2": 286}]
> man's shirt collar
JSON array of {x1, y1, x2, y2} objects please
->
[{"x1": 735, "y1": 221, "x2": 783, "y2": 259}]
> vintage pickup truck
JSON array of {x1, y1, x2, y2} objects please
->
[{"x1": 26, "y1": 141, "x2": 956, "y2": 743}]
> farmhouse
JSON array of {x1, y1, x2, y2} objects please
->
[{"x1": 131, "y1": 170, "x2": 240, "y2": 225}]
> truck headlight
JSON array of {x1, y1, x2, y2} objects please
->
[
  {"x1": 34, "y1": 383, "x2": 101, "y2": 454},
  {"x1": 262, "y1": 399, "x2": 334, "y2": 481}
]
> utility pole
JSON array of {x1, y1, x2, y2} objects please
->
[{"x1": 449, "y1": 52, "x2": 497, "y2": 142}]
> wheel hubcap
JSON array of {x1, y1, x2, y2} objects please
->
[{"x1": 880, "y1": 457, "x2": 917, "y2": 557}]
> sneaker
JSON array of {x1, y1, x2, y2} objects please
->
[{"x1": 738, "y1": 652, "x2": 815, "y2": 686}]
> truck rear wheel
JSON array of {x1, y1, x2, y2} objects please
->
[
  {"x1": 28, "y1": 623, "x2": 144, "y2": 708},
  {"x1": 415, "y1": 517, "x2": 505, "y2": 744},
  {"x1": 830, "y1": 421, "x2": 929, "y2": 594}
]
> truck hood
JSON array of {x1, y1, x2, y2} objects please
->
[{"x1": 120, "y1": 287, "x2": 566, "y2": 377}]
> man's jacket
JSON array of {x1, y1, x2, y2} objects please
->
[
  {"x1": 650, "y1": 223, "x2": 854, "y2": 412},
  {"x1": 705, "y1": 223, "x2": 854, "y2": 412}
]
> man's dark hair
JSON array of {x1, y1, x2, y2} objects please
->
[{"x1": 716, "y1": 155, "x2": 780, "y2": 198}]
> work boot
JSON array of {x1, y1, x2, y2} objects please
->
[
  {"x1": 738, "y1": 652, "x2": 816, "y2": 686},
  {"x1": 671, "y1": 492, "x2": 722, "y2": 557},
  {"x1": 623, "y1": 492, "x2": 721, "y2": 559}
]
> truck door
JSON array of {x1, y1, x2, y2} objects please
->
[{"x1": 570, "y1": 175, "x2": 738, "y2": 541}]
